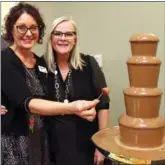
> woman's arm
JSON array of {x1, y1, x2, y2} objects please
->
[
  {"x1": 1, "y1": 50, "x2": 99, "y2": 116},
  {"x1": 98, "y1": 109, "x2": 110, "y2": 130},
  {"x1": 89, "y1": 55, "x2": 110, "y2": 164},
  {"x1": 28, "y1": 98, "x2": 99, "y2": 116},
  {"x1": 94, "y1": 109, "x2": 110, "y2": 165}
]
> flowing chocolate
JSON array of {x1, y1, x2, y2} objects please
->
[{"x1": 119, "y1": 33, "x2": 165, "y2": 148}]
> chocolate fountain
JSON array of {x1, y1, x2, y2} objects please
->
[{"x1": 92, "y1": 33, "x2": 165, "y2": 161}]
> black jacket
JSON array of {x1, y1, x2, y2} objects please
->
[{"x1": 1, "y1": 47, "x2": 48, "y2": 135}]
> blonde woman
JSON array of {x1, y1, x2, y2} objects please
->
[{"x1": 44, "y1": 16, "x2": 110, "y2": 165}]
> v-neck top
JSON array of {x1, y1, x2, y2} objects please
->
[
  {"x1": 45, "y1": 53, "x2": 110, "y2": 165},
  {"x1": 46, "y1": 54, "x2": 110, "y2": 106}
]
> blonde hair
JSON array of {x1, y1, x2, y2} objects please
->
[{"x1": 44, "y1": 16, "x2": 85, "y2": 73}]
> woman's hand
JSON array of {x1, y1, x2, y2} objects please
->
[
  {"x1": 75, "y1": 107, "x2": 96, "y2": 122},
  {"x1": 94, "y1": 148, "x2": 105, "y2": 165},
  {"x1": 69, "y1": 99, "x2": 99, "y2": 115},
  {"x1": 1, "y1": 105, "x2": 8, "y2": 115}
]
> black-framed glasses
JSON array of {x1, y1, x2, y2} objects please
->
[
  {"x1": 52, "y1": 31, "x2": 76, "y2": 39},
  {"x1": 15, "y1": 25, "x2": 39, "y2": 35}
]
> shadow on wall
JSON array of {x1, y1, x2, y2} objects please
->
[{"x1": 1, "y1": 37, "x2": 9, "y2": 50}]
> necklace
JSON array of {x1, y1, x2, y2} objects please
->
[{"x1": 54, "y1": 64, "x2": 72, "y2": 103}]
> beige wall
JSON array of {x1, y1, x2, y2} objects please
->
[
  {"x1": 18, "y1": 2, "x2": 165, "y2": 125},
  {"x1": 1, "y1": 2, "x2": 19, "y2": 35},
  {"x1": 1, "y1": 2, "x2": 15, "y2": 24}
]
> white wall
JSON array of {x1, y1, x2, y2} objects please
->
[
  {"x1": 1, "y1": 2, "x2": 18, "y2": 25},
  {"x1": 4, "y1": 2, "x2": 165, "y2": 126}
]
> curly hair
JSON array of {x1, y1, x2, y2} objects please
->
[{"x1": 2, "y1": 2, "x2": 45, "y2": 44}]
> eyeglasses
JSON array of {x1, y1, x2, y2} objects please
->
[
  {"x1": 15, "y1": 25, "x2": 39, "y2": 35},
  {"x1": 52, "y1": 31, "x2": 76, "y2": 39}
]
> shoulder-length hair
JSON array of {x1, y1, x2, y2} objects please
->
[
  {"x1": 44, "y1": 16, "x2": 85, "y2": 73},
  {"x1": 2, "y1": 2, "x2": 45, "y2": 44}
]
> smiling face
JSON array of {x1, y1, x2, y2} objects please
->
[
  {"x1": 51, "y1": 20, "x2": 76, "y2": 57},
  {"x1": 12, "y1": 12, "x2": 39, "y2": 50}
]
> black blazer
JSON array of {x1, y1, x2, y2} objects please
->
[{"x1": 1, "y1": 48, "x2": 48, "y2": 135}]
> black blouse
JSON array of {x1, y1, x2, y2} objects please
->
[{"x1": 46, "y1": 54, "x2": 110, "y2": 109}]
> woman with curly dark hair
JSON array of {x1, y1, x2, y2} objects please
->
[{"x1": 1, "y1": 2, "x2": 99, "y2": 165}]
